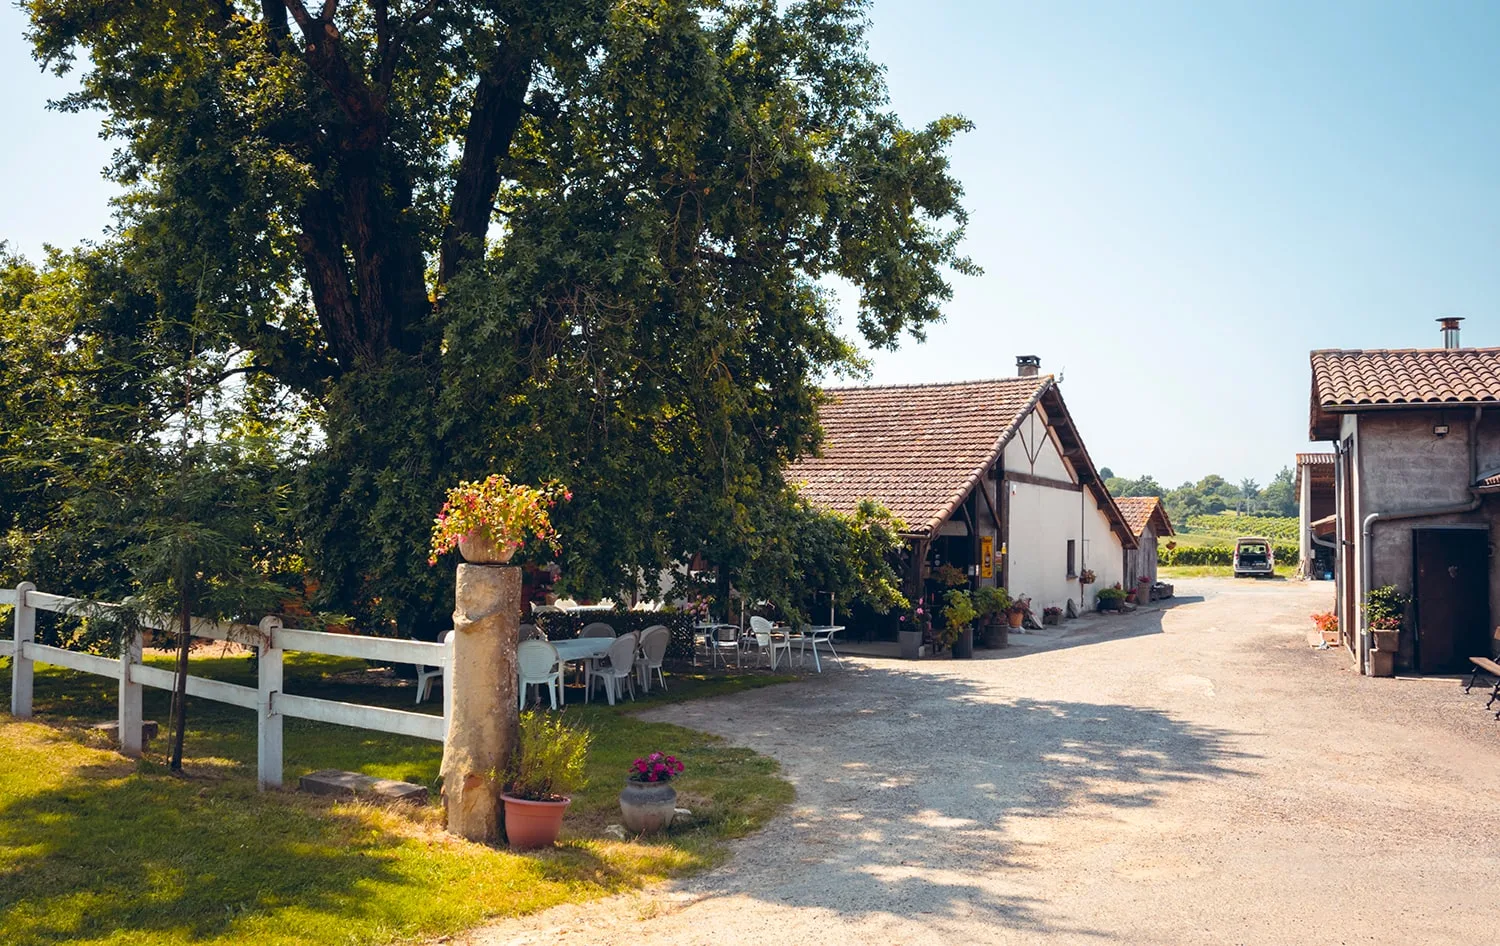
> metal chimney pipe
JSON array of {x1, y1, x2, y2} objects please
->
[
  {"x1": 1438, "y1": 317, "x2": 1464, "y2": 349},
  {"x1": 1016, "y1": 355, "x2": 1041, "y2": 378}
]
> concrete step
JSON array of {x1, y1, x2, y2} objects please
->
[{"x1": 299, "y1": 768, "x2": 429, "y2": 804}]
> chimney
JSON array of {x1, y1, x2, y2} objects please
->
[
  {"x1": 1016, "y1": 355, "x2": 1041, "y2": 378},
  {"x1": 1439, "y1": 317, "x2": 1464, "y2": 349}
]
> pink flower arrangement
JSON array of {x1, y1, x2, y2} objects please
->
[
  {"x1": 428, "y1": 474, "x2": 569, "y2": 566},
  {"x1": 629, "y1": 751, "x2": 685, "y2": 783}
]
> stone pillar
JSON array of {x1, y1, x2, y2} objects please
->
[{"x1": 440, "y1": 564, "x2": 519, "y2": 842}]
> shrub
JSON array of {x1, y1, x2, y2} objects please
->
[
  {"x1": 504, "y1": 711, "x2": 591, "y2": 801},
  {"x1": 1157, "y1": 543, "x2": 1298, "y2": 567},
  {"x1": 973, "y1": 586, "x2": 1012, "y2": 621},
  {"x1": 1365, "y1": 585, "x2": 1408, "y2": 630},
  {"x1": 1096, "y1": 585, "x2": 1126, "y2": 602}
]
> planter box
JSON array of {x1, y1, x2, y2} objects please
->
[
  {"x1": 898, "y1": 629, "x2": 923, "y2": 660},
  {"x1": 951, "y1": 628, "x2": 974, "y2": 659},
  {"x1": 1042, "y1": 612, "x2": 1061, "y2": 626},
  {"x1": 980, "y1": 623, "x2": 1008, "y2": 649},
  {"x1": 1370, "y1": 628, "x2": 1400, "y2": 653},
  {"x1": 1367, "y1": 649, "x2": 1396, "y2": 677}
]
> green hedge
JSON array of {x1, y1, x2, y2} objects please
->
[
  {"x1": 532, "y1": 610, "x2": 696, "y2": 662},
  {"x1": 1158, "y1": 543, "x2": 1298, "y2": 566}
]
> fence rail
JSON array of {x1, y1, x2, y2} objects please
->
[{"x1": 4, "y1": 583, "x2": 452, "y2": 789}]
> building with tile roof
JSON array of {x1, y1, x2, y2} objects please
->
[
  {"x1": 1113, "y1": 496, "x2": 1173, "y2": 587},
  {"x1": 1308, "y1": 318, "x2": 1500, "y2": 676},
  {"x1": 789, "y1": 359, "x2": 1136, "y2": 621},
  {"x1": 1294, "y1": 453, "x2": 1336, "y2": 580}
]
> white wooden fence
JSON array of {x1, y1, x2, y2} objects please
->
[{"x1": 1, "y1": 582, "x2": 453, "y2": 790}]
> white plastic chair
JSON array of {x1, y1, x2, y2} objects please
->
[
  {"x1": 415, "y1": 663, "x2": 443, "y2": 704},
  {"x1": 587, "y1": 634, "x2": 639, "y2": 705},
  {"x1": 517, "y1": 639, "x2": 563, "y2": 711},
  {"x1": 707, "y1": 624, "x2": 743, "y2": 670},
  {"x1": 635, "y1": 625, "x2": 671, "y2": 692},
  {"x1": 750, "y1": 616, "x2": 792, "y2": 670},
  {"x1": 579, "y1": 622, "x2": 615, "y2": 638}
]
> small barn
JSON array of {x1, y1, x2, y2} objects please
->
[
  {"x1": 789, "y1": 357, "x2": 1136, "y2": 629},
  {"x1": 1294, "y1": 452, "x2": 1336, "y2": 580},
  {"x1": 1114, "y1": 496, "x2": 1174, "y2": 586}
]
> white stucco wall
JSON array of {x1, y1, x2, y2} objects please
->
[{"x1": 1001, "y1": 415, "x2": 1127, "y2": 612}]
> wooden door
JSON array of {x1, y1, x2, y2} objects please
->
[{"x1": 1412, "y1": 528, "x2": 1490, "y2": 674}]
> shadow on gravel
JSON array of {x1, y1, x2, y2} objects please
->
[
  {"x1": 979, "y1": 596, "x2": 1206, "y2": 659},
  {"x1": 670, "y1": 665, "x2": 1257, "y2": 939}
]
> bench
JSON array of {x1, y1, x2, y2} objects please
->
[{"x1": 1465, "y1": 627, "x2": 1500, "y2": 719}]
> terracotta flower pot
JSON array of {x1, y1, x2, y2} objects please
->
[
  {"x1": 1007, "y1": 610, "x2": 1024, "y2": 628},
  {"x1": 458, "y1": 532, "x2": 516, "y2": 564},
  {"x1": 502, "y1": 794, "x2": 570, "y2": 849},
  {"x1": 619, "y1": 779, "x2": 678, "y2": 833}
]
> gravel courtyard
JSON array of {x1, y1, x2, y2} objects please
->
[{"x1": 465, "y1": 579, "x2": 1500, "y2": 945}]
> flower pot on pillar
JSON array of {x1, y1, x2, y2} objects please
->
[{"x1": 458, "y1": 532, "x2": 515, "y2": 564}]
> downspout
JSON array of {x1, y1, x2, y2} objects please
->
[{"x1": 1358, "y1": 406, "x2": 1484, "y2": 673}]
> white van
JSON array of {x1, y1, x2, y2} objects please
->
[{"x1": 1232, "y1": 537, "x2": 1275, "y2": 577}]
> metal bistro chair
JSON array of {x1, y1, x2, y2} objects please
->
[
  {"x1": 587, "y1": 633, "x2": 639, "y2": 706},
  {"x1": 707, "y1": 623, "x2": 743, "y2": 670},
  {"x1": 750, "y1": 615, "x2": 792, "y2": 671},
  {"x1": 635, "y1": 624, "x2": 671, "y2": 692},
  {"x1": 517, "y1": 639, "x2": 563, "y2": 711}
]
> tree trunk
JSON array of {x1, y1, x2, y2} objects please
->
[{"x1": 168, "y1": 590, "x2": 193, "y2": 773}]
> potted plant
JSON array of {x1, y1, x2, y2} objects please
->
[
  {"x1": 1096, "y1": 584, "x2": 1126, "y2": 612},
  {"x1": 619, "y1": 751, "x2": 686, "y2": 833},
  {"x1": 1042, "y1": 606, "x2": 1062, "y2": 626},
  {"x1": 941, "y1": 589, "x2": 977, "y2": 658},
  {"x1": 502, "y1": 711, "x2": 591, "y2": 850},
  {"x1": 897, "y1": 602, "x2": 927, "y2": 659},
  {"x1": 1078, "y1": 568, "x2": 1096, "y2": 585},
  {"x1": 1365, "y1": 584, "x2": 1408, "y2": 654},
  {"x1": 1006, "y1": 594, "x2": 1029, "y2": 629},
  {"x1": 973, "y1": 586, "x2": 1012, "y2": 648},
  {"x1": 429, "y1": 474, "x2": 569, "y2": 566},
  {"x1": 1311, "y1": 610, "x2": 1339, "y2": 645}
]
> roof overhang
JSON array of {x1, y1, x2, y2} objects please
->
[{"x1": 1035, "y1": 385, "x2": 1139, "y2": 550}]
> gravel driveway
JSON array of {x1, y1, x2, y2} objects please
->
[{"x1": 461, "y1": 579, "x2": 1500, "y2": 945}]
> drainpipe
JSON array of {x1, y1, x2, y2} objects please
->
[{"x1": 1358, "y1": 406, "x2": 1484, "y2": 673}]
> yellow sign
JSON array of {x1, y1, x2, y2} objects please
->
[{"x1": 980, "y1": 535, "x2": 994, "y2": 579}]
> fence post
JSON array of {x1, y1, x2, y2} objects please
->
[
  {"x1": 257, "y1": 616, "x2": 284, "y2": 790},
  {"x1": 117, "y1": 626, "x2": 144, "y2": 756},
  {"x1": 10, "y1": 582, "x2": 36, "y2": 718},
  {"x1": 442, "y1": 630, "x2": 455, "y2": 740}
]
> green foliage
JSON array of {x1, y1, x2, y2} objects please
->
[
  {"x1": 1365, "y1": 584, "x2": 1409, "y2": 630},
  {"x1": 1158, "y1": 543, "x2": 1298, "y2": 566},
  {"x1": 22, "y1": 0, "x2": 977, "y2": 633},
  {"x1": 972, "y1": 585, "x2": 1012, "y2": 621},
  {"x1": 505, "y1": 711, "x2": 592, "y2": 802},
  {"x1": 1096, "y1": 585, "x2": 1127, "y2": 602},
  {"x1": 737, "y1": 497, "x2": 908, "y2": 623},
  {"x1": 940, "y1": 589, "x2": 977, "y2": 633},
  {"x1": 1184, "y1": 514, "x2": 1299, "y2": 542}
]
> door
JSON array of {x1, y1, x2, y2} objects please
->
[{"x1": 1412, "y1": 528, "x2": 1490, "y2": 674}]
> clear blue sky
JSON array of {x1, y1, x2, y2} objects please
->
[{"x1": 4, "y1": 1, "x2": 1499, "y2": 487}]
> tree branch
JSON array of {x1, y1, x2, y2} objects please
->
[{"x1": 438, "y1": 36, "x2": 533, "y2": 286}]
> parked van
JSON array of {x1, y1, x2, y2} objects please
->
[{"x1": 1232, "y1": 537, "x2": 1275, "y2": 577}]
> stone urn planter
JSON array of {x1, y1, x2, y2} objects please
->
[
  {"x1": 503, "y1": 794, "x2": 570, "y2": 850},
  {"x1": 1369, "y1": 627, "x2": 1400, "y2": 654},
  {"x1": 620, "y1": 779, "x2": 679, "y2": 833},
  {"x1": 979, "y1": 621, "x2": 1008, "y2": 649},
  {"x1": 898, "y1": 629, "x2": 923, "y2": 660},
  {"x1": 458, "y1": 532, "x2": 515, "y2": 564},
  {"x1": 951, "y1": 627, "x2": 974, "y2": 658}
]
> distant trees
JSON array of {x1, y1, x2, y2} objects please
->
[{"x1": 1105, "y1": 467, "x2": 1299, "y2": 522}]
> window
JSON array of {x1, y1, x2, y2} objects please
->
[{"x1": 1066, "y1": 539, "x2": 1076, "y2": 578}]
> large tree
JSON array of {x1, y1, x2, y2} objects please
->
[{"x1": 24, "y1": 0, "x2": 975, "y2": 632}]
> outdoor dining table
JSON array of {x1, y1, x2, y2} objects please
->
[
  {"x1": 796, "y1": 625, "x2": 845, "y2": 673},
  {"x1": 545, "y1": 636, "x2": 614, "y2": 706}
]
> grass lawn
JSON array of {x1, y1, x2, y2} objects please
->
[
  {"x1": 0, "y1": 650, "x2": 794, "y2": 946},
  {"x1": 1159, "y1": 563, "x2": 1295, "y2": 579}
]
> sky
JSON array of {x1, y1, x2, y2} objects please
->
[{"x1": 3, "y1": 1, "x2": 1499, "y2": 486}]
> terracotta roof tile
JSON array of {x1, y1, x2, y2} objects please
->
[
  {"x1": 1310, "y1": 348, "x2": 1500, "y2": 409},
  {"x1": 788, "y1": 377, "x2": 1050, "y2": 535},
  {"x1": 1296, "y1": 452, "x2": 1336, "y2": 465},
  {"x1": 1112, "y1": 496, "x2": 1173, "y2": 538}
]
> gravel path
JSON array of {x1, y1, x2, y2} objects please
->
[{"x1": 459, "y1": 579, "x2": 1500, "y2": 945}]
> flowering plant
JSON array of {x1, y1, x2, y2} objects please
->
[
  {"x1": 1078, "y1": 569, "x2": 1096, "y2": 585},
  {"x1": 428, "y1": 475, "x2": 569, "y2": 566},
  {"x1": 1043, "y1": 606, "x2": 1062, "y2": 618},
  {"x1": 629, "y1": 751, "x2": 685, "y2": 783},
  {"x1": 1311, "y1": 611, "x2": 1338, "y2": 635}
]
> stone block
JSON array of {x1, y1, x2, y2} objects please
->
[
  {"x1": 299, "y1": 768, "x2": 429, "y2": 804},
  {"x1": 1368, "y1": 650, "x2": 1396, "y2": 677},
  {"x1": 91, "y1": 720, "x2": 159, "y2": 744}
]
